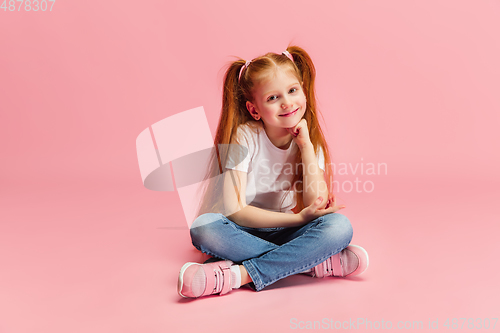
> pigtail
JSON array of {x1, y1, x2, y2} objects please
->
[{"x1": 194, "y1": 60, "x2": 250, "y2": 218}]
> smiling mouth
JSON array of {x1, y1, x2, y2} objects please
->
[{"x1": 280, "y1": 108, "x2": 298, "y2": 117}]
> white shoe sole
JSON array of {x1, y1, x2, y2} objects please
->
[
  {"x1": 346, "y1": 244, "x2": 369, "y2": 276},
  {"x1": 177, "y1": 262, "x2": 198, "y2": 298}
]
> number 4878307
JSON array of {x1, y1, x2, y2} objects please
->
[{"x1": 1, "y1": 0, "x2": 56, "y2": 12}]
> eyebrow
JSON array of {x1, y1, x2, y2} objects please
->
[{"x1": 263, "y1": 83, "x2": 299, "y2": 97}]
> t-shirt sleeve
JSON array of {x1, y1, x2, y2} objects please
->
[
  {"x1": 317, "y1": 145, "x2": 326, "y2": 172},
  {"x1": 225, "y1": 125, "x2": 254, "y2": 172}
]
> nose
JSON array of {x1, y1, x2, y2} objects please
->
[{"x1": 281, "y1": 96, "x2": 293, "y2": 109}]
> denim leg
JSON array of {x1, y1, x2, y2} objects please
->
[
  {"x1": 189, "y1": 212, "x2": 353, "y2": 292},
  {"x1": 242, "y1": 212, "x2": 353, "y2": 291},
  {"x1": 189, "y1": 213, "x2": 280, "y2": 262}
]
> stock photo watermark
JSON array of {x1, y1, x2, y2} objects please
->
[
  {"x1": 289, "y1": 317, "x2": 498, "y2": 330},
  {"x1": 256, "y1": 157, "x2": 388, "y2": 194}
]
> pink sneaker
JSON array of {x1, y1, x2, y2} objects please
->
[
  {"x1": 308, "y1": 245, "x2": 369, "y2": 278},
  {"x1": 177, "y1": 259, "x2": 235, "y2": 298}
]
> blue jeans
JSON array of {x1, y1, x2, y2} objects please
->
[{"x1": 189, "y1": 212, "x2": 354, "y2": 292}]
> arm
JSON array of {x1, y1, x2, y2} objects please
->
[
  {"x1": 287, "y1": 119, "x2": 329, "y2": 210},
  {"x1": 223, "y1": 169, "x2": 306, "y2": 228},
  {"x1": 229, "y1": 205, "x2": 306, "y2": 228},
  {"x1": 299, "y1": 143, "x2": 329, "y2": 210}
]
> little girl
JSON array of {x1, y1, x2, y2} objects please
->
[{"x1": 177, "y1": 45, "x2": 369, "y2": 298}]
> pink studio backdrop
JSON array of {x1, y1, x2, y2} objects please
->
[{"x1": 1, "y1": 1, "x2": 499, "y2": 333}]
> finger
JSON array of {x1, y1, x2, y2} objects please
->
[
  {"x1": 332, "y1": 205, "x2": 346, "y2": 213},
  {"x1": 325, "y1": 193, "x2": 333, "y2": 209},
  {"x1": 331, "y1": 204, "x2": 342, "y2": 211},
  {"x1": 319, "y1": 205, "x2": 339, "y2": 216},
  {"x1": 287, "y1": 127, "x2": 298, "y2": 137}
]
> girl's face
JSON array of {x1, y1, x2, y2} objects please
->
[{"x1": 246, "y1": 68, "x2": 307, "y2": 132}]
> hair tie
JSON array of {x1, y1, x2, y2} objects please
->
[
  {"x1": 282, "y1": 50, "x2": 294, "y2": 62},
  {"x1": 238, "y1": 60, "x2": 252, "y2": 82}
]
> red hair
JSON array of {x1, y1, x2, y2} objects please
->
[{"x1": 195, "y1": 44, "x2": 335, "y2": 217}]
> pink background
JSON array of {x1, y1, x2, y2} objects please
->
[{"x1": 1, "y1": 0, "x2": 499, "y2": 332}]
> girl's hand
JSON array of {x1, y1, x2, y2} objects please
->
[
  {"x1": 287, "y1": 118, "x2": 312, "y2": 150},
  {"x1": 298, "y1": 194, "x2": 346, "y2": 223}
]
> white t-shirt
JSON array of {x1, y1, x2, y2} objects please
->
[{"x1": 225, "y1": 122, "x2": 325, "y2": 214}]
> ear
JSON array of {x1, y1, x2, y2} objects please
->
[{"x1": 246, "y1": 101, "x2": 259, "y2": 119}]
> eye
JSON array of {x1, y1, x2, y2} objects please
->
[
  {"x1": 267, "y1": 95, "x2": 278, "y2": 102},
  {"x1": 289, "y1": 87, "x2": 297, "y2": 93}
]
